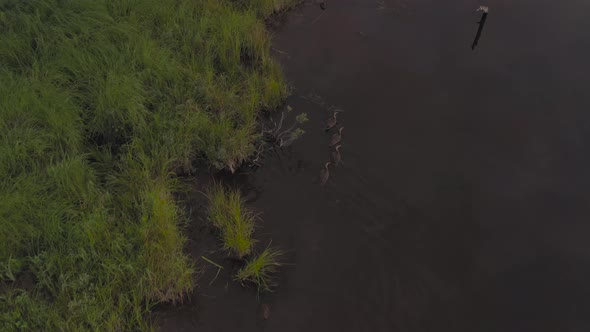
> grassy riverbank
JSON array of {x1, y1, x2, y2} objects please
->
[{"x1": 0, "y1": 0, "x2": 296, "y2": 329}]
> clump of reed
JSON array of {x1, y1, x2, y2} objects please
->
[
  {"x1": 236, "y1": 244, "x2": 285, "y2": 292},
  {"x1": 207, "y1": 183, "x2": 257, "y2": 259},
  {"x1": 206, "y1": 183, "x2": 285, "y2": 293}
]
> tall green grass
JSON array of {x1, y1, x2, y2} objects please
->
[
  {"x1": 207, "y1": 183, "x2": 257, "y2": 258},
  {"x1": 236, "y1": 245, "x2": 284, "y2": 292},
  {"x1": 0, "y1": 0, "x2": 296, "y2": 329}
]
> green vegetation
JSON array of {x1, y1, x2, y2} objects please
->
[
  {"x1": 207, "y1": 183, "x2": 257, "y2": 258},
  {"x1": 0, "y1": 0, "x2": 296, "y2": 329},
  {"x1": 206, "y1": 183, "x2": 285, "y2": 293},
  {"x1": 263, "y1": 110, "x2": 309, "y2": 147},
  {"x1": 236, "y1": 245, "x2": 284, "y2": 292}
]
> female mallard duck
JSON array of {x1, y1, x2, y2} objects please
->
[
  {"x1": 325, "y1": 110, "x2": 340, "y2": 131},
  {"x1": 332, "y1": 145, "x2": 342, "y2": 166},
  {"x1": 319, "y1": 162, "x2": 332, "y2": 185},
  {"x1": 330, "y1": 127, "x2": 343, "y2": 146}
]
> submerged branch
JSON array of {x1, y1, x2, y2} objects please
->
[{"x1": 251, "y1": 110, "x2": 308, "y2": 165}]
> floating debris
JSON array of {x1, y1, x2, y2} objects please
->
[
  {"x1": 261, "y1": 303, "x2": 271, "y2": 320},
  {"x1": 477, "y1": 5, "x2": 489, "y2": 13},
  {"x1": 472, "y1": 5, "x2": 489, "y2": 49}
]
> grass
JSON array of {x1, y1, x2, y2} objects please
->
[
  {"x1": 236, "y1": 245, "x2": 284, "y2": 292},
  {"x1": 0, "y1": 0, "x2": 296, "y2": 329},
  {"x1": 207, "y1": 183, "x2": 257, "y2": 259}
]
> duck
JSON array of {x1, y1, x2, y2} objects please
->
[
  {"x1": 332, "y1": 145, "x2": 342, "y2": 166},
  {"x1": 329, "y1": 127, "x2": 343, "y2": 146},
  {"x1": 325, "y1": 110, "x2": 340, "y2": 131},
  {"x1": 319, "y1": 162, "x2": 332, "y2": 186}
]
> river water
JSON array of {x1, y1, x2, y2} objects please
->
[{"x1": 157, "y1": 0, "x2": 590, "y2": 331}]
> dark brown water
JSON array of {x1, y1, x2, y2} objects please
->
[{"x1": 157, "y1": 0, "x2": 590, "y2": 331}]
